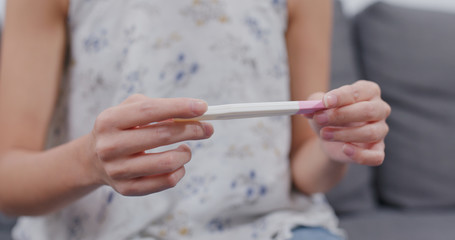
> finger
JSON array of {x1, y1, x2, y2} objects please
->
[
  {"x1": 97, "y1": 121, "x2": 213, "y2": 158},
  {"x1": 105, "y1": 145, "x2": 192, "y2": 180},
  {"x1": 342, "y1": 141, "x2": 385, "y2": 166},
  {"x1": 97, "y1": 98, "x2": 208, "y2": 130},
  {"x1": 320, "y1": 121, "x2": 389, "y2": 143},
  {"x1": 114, "y1": 167, "x2": 186, "y2": 196},
  {"x1": 307, "y1": 92, "x2": 325, "y2": 101},
  {"x1": 323, "y1": 80, "x2": 381, "y2": 108},
  {"x1": 314, "y1": 100, "x2": 390, "y2": 126},
  {"x1": 303, "y1": 92, "x2": 325, "y2": 118}
]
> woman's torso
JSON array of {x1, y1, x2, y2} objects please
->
[{"x1": 13, "y1": 1, "x2": 339, "y2": 239}]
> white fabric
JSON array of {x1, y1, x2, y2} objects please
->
[
  {"x1": 0, "y1": 0, "x2": 5, "y2": 29},
  {"x1": 13, "y1": 1, "x2": 341, "y2": 240}
]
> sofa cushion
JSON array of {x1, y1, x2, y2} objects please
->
[
  {"x1": 326, "y1": 0, "x2": 377, "y2": 214},
  {"x1": 0, "y1": 214, "x2": 15, "y2": 240},
  {"x1": 355, "y1": 2, "x2": 455, "y2": 208},
  {"x1": 339, "y1": 208, "x2": 455, "y2": 240}
]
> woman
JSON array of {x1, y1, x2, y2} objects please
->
[{"x1": 0, "y1": 0, "x2": 390, "y2": 239}]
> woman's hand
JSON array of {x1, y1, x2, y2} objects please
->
[
  {"x1": 87, "y1": 94, "x2": 214, "y2": 196},
  {"x1": 308, "y1": 80, "x2": 391, "y2": 166}
]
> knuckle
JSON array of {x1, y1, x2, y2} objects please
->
[
  {"x1": 116, "y1": 181, "x2": 145, "y2": 196},
  {"x1": 331, "y1": 109, "x2": 344, "y2": 123},
  {"x1": 139, "y1": 101, "x2": 158, "y2": 118},
  {"x1": 155, "y1": 125, "x2": 173, "y2": 143},
  {"x1": 350, "y1": 87, "x2": 361, "y2": 102},
  {"x1": 366, "y1": 126, "x2": 381, "y2": 141},
  {"x1": 385, "y1": 103, "x2": 392, "y2": 117},
  {"x1": 308, "y1": 92, "x2": 324, "y2": 101},
  {"x1": 180, "y1": 144, "x2": 192, "y2": 155},
  {"x1": 105, "y1": 164, "x2": 127, "y2": 180},
  {"x1": 339, "y1": 85, "x2": 352, "y2": 96},
  {"x1": 383, "y1": 123, "x2": 390, "y2": 136},
  {"x1": 357, "y1": 79, "x2": 372, "y2": 88},
  {"x1": 166, "y1": 175, "x2": 179, "y2": 188},
  {"x1": 166, "y1": 169, "x2": 184, "y2": 188},
  {"x1": 94, "y1": 140, "x2": 116, "y2": 161},
  {"x1": 357, "y1": 80, "x2": 381, "y2": 97},
  {"x1": 363, "y1": 103, "x2": 377, "y2": 120},
  {"x1": 183, "y1": 149, "x2": 192, "y2": 163},
  {"x1": 369, "y1": 81, "x2": 381, "y2": 96},
  {"x1": 333, "y1": 85, "x2": 346, "y2": 97},
  {"x1": 115, "y1": 184, "x2": 134, "y2": 196},
  {"x1": 160, "y1": 153, "x2": 178, "y2": 173},
  {"x1": 370, "y1": 81, "x2": 380, "y2": 90},
  {"x1": 177, "y1": 145, "x2": 193, "y2": 164},
  {"x1": 95, "y1": 108, "x2": 116, "y2": 133}
]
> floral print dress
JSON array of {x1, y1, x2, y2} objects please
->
[{"x1": 13, "y1": 1, "x2": 341, "y2": 240}]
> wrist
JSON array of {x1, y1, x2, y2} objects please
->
[
  {"x1": 291, "y1": 137, "x2": 348, "y2": 194},
  {"x1": 74, "y1": 134, "x2": 105, "y2": 188}
]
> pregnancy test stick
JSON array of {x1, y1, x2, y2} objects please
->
[{"x1": 179, "y1": 100, "x2": 326, "y2": 121}]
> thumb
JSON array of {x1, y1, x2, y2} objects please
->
[
  {"x1": 307, "y1": 92, "x2": 325, "y2": 101},
  {"x1": 303, "y1": 92, "x2": 325, "y2": 119}
]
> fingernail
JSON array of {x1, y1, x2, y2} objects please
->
[
  {"x1": 177, "y1": 144, "x2": 190, "y2": 152},
  {"x1": 343, "y1": 144, "x2": 355, "y2": 157},
  {"x1": 202, "y1": 122, "x2": 214, "y2": 137},
  {"x1": 322, "y1": 130, "x2": 334, "y2": 140},
  {"x1": 191, "y1": 100, "x2": 207, "y2": 114},
  {"x1": 324, "y1": 94, "x2": 338, "y2": 108},
  {"x1": 315, "y1": 112, "x2": 329, "y2": 125}
]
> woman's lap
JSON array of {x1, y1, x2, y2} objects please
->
[{"x1": 290, "y1": 226, "x2": 344, "y2": 240}]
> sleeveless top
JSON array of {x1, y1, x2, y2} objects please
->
[{"x1": 13, "y1": 1, "x2": 341, "y2": 239}]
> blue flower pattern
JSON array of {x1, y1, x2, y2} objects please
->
[
  {"x1": 83, "y1": 29, "x2": 108, "y2": 53},
  {"x1": 231, "y1": 170, "x2": 268, "y2": 204}
]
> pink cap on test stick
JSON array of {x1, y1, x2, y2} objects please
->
[{"x1": 296, "y1": 100, "x2": 326, "y2": 114}]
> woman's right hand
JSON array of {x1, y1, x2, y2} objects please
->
[{"x1": 87, "y1": 94, "x2": 213, "y2": 196}]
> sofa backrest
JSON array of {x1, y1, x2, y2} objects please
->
[{"x1": 328, "y1": 0, "x2": 455, "y2": 213}]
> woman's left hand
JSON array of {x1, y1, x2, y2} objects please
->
[{"x1": 308, "y1": 80, "x2": 391, "y2": 166}]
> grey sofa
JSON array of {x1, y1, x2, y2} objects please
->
[
  {"x1": 0, "y1": 214, "x2": 14, "y2": 240},
  {"x1": 327, "y1": 1, "x2": 455, "y2": 240}
]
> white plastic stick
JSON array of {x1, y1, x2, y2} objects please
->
[{"x1": 176, "y1": 100, "x2": 326, "y2": 121}]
